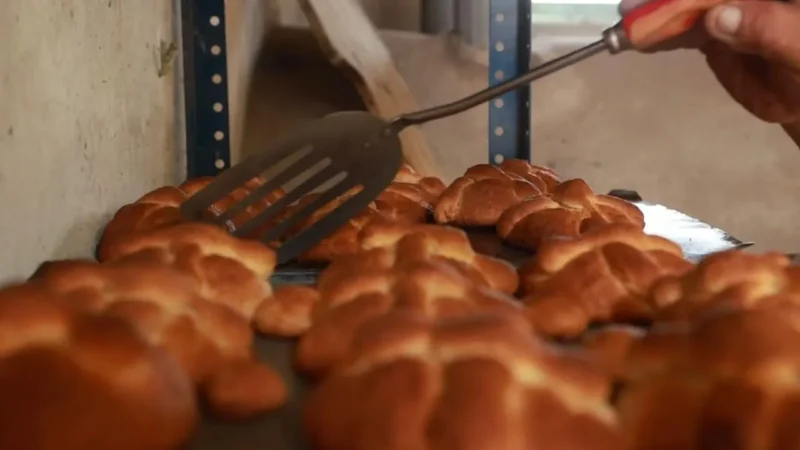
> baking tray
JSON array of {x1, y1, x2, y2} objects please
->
[
  {"x1": 196, "y1": 190, "x2": 751, "y2": 449},
  {"x1": 190, "y1": 337, "x2": 310, "y2": 450}
]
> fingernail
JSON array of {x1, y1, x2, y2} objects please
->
[{"x1": 714, "y1": 5, "x2": 743, "y2": 37}]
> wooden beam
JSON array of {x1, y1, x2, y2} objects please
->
[{"x1": 297, "y1": 0, "x2": 443, "y2": 179}]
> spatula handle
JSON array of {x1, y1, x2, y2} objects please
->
[
  {"x1": 620, "y1": 0, "x2": 726, "y2": 50},
  {"x1": 394, "y1": 40, "x2": 608, "y2": 129}
]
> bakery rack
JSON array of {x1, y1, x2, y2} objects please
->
[
  {"x1": 180, "y1": 0, "x2": 533, "y2": 179},
  {"x1": 488, "y1": 0, "x2": 532, "y2": 165},
  {"x1": 181, "y1": 0, "x2": 232, "y2": 179}
]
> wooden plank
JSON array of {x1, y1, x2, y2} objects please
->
[{"x1": 297, "y1": 0, "x2": 443, "y2": 179}]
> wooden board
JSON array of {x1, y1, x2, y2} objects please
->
[{"x1": 297, "y1": 0, "x2": 443, "y2": 179}]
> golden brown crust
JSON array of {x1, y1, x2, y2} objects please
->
[
  {"x1": 617, "y1": 305, "x2": 800, "y2": 450},
  {"x1": 651, "y1": 250, "x2": 800, "y2": 322},
  {"x1": 518, "y1": 225, "x2": 692, "y2": 338},
  {"x1": 392, "y1": 163, "x2": 447, "y2": 196},
  {"x1": 304, "y1": 311, "x2": 622, "y2": 450},
  {"x1": 433, "y1": 163, "x2": 545, "y2": 227},
  {"x1": 373, "y1": 180, "x2": 441, "y2": 224},
  {"x1": 201, "y1": 360, "x2": 289, "y2": 421},
  {"x1": 178, "y1": 176, "x2": 284, "y2": 237},
  {"x1": 26, "y1": 256, "x2": 286, "y2": 419},
  {"x1": 581, "y1": 325, "x2": 646, "y2": 377},
  {"x1": 295, "y1": 259, "x2": 524, "y2": 378},
  {"x1": 96, "y1": 187, "x2": 189, "y2": 262},
  {"x1": 499, "y1": 159, "x2": 561, "y2": 192},
  {"x1": 497, "y1": 179, "x2": 645, "y2": 252},
  {"x1": 345, "y1": 222, "x2": 519, "y2": 294},
  {"x1": 97, "y1": 177, "x2": 284, "y2": 262},
  {"x1": 254, "y1": 285, "x2": 321, "y2": 337},
  {"x1": 281, "y1": 190, "x2": 390, "y2": 263},
  {"x1": 285, "y1": 166, "x2": 446, "y2": 262},
  {"x1": 0, "y1": 283, "x2": 198, "y2": 450},
  {"x1": 101, "y1": 222, "x2": 276, "y2": 319}
]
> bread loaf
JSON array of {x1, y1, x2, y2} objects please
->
[
  {"x1": 497, "y1": 179, "x2": 645, "y2": 251},
  {"x1": 434, "y1": 162, "x2": 545, "y2": 227},
  {"x1": 96, "y1": 187, "x2": 189, "y2": 262},
  {"x1": 517, "y1": 225, "x2": 691, "y2": 338},
  {"x1": 295, "y1": 259, "x2": 523, "y2": 378},
  {"x1": 258, "y1": 222, "x2": 519, "y2": 339},
  {"x1": 280, "y1": 189, "x2": 390, "y2": 263},
  {"x1": 28, "y1": 257, "x2": 287, "y2": 419},
  {"x1": 581, "y1": 325, "x2": 646, "y2": 377},
  {"x1": 102, "y1": 222, "x2": 276, "y2": 319},
  {"x1": 98, "y1": 177, "x2": 284, "y2": 262},
  {"x1": 304, "y1": 312, "x2": 622, "y2": 450},
  {"x1": 651, "y1": 250, "x2": 800, "y2": 321},
  {"x1": 617, "y1": 305, "x2": 800, "y2": 449},
  {"x1": 498, "y1": 159, "x2": 561, "y2": 192},
  {"x1": 254, "y1": 285, "x2": 321, "y2": 337},
  {"x1": 349, "y1": 222, "x2": 519, "y2": 294},
  {"x1": 284, "y1": 165, "x2": 446, "y2": 262},
  {"x1": 0, "y1": 283, "x2": 197, "y2": 450},
  {"x1": 374, "y1": 164, "x2": 446, "y2": 224}
]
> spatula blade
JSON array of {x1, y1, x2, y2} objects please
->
[{"x1": 179, "y1": 111, "x2": 404, "y2": 263}]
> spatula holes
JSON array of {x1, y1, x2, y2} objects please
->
[
  {"x1": 286, "y1": 158, "x2": 333, "y2": 193},
  {"x1": 214, "y1": 131, "x2": 225, "y2": 141},
  {"x1": 212, "y1": 74, "x2": 222, "y2": 84},
  {"x1": 215, "y1": 159, "x2": 226, "y2": 169},
  {"x1": 209, "y1": 16, "x2": 220, "y2": 26},
  {"x1": 213, "y1": 102, "x2": 224, "y2": 112},
  {"x1": 316, "y1": 171, "x2": 348, "y2": 194},
  {"x1": 494, "y1": 70, "x2": 504, "y2": 81},
  {"x1": 258, "y1": 146, "x2": 315, "y2": 184},
  {"x1": 493, "y1": 154, "x2": 504, "y2": 164},
  {"x1": 211, "y1": 45, "x2": 221, "y2": 56}
]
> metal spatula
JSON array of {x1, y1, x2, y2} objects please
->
[{"x1": 179, "y1": 47, "x2": 617, "y2": 264}]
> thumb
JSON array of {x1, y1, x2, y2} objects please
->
[{"x1": 704, "y1": 1, "x2": 800, "y2": 68}]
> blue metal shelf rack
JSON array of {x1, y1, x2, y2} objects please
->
[
  {"x1": 181, "y1": 0, "x2": 232, "y2": 179},
  {"x1": 182, "y1": 0, "x2": 531, "y2": 175},
  {"x1": 488, "y1": 0, "x2": 532, "y2": 165}
]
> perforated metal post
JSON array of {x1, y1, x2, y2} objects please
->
[
  {"x1": 488, "y1": 0, "x2": 532, "y2": 165},
  {"x1": 181, "y1": 0, "x2": 232, "y2": 178}
]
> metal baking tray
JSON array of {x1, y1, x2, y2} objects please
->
[{"x1": 190, "y1": 337, "x2": 309, "y2": 450}]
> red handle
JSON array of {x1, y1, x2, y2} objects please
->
[{"x1": 622, "y1": 0, "x2": 728, "y2": 50}]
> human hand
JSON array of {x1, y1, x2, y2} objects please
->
[{"x1": 620, "y1": 0, "x2": 800, "y2": 123}]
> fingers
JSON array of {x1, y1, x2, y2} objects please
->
[{"x1": 704, "y1": 1, "x2": 800, "y2": 70}]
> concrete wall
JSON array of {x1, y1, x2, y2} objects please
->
[
  {"x1": 0, "y1": 0, "x2": 179, "y2": 282},
  {"x1": 0, "y1": 0, "x2": 269, "y2": 282}
]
